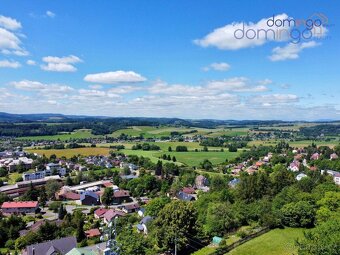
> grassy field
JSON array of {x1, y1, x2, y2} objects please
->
[
  {"x1": 110, "y1": 126, "x2": 249, "y2": 138},
  {"x1": 26, "y1": 147, "x2": 111, "y2": 158},
  {"x1": 248, "y1": 139, "x2": 339, "y2": 148},
  {"x1": 227, "y1": 228, "x2": 305, "y2": 255},
  {"x1": 19, "y1": 129, "x2": 101, "y2": 141}
]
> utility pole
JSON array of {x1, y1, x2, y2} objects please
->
[{"x1": 174, "y1": 234, "x2": 177, "y2": 255}]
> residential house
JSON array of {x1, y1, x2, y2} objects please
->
[
  {"x1": 330, "y1": 153, "x2": 338, "y2": 160},
  {"x1": 94, "y1": 208, "x2": 110, "y2": 219},
  {"x1": 23, "y1": 236, "x2": 77, "y2": 255},
  {"x1": 195, "y1": 175, "x2": 208, "y2": 187},
  {"x1": 310, "y1": 153, "x2": 320, "y2": 160},
  {"x1": 80, "y1": 191, "x2": 100, "y2": 206},
  {"x1": 112, "y1": 190, "x2": 130, "y2": 204},
  {"x1": 122, "y1": 203, "x2": 140, "y2": 213},
  {"x1": 103, "y1": 209, "x2": 126, "y2": 224},
  {"x1": 182, "y1": 187, "x2": 195, "y2": 194},
  {"x1": 177, "y1": 191, "x2": 195, "y2": 201},
  {"x1": 228, "y1": 178, "x2": 240, "y2": 188},
  {"x1": 85, "y1": 228, "x2": 101, "y2": 238},
  {"x1": 321, "y1": 170, "x2": 340, "y2": 185},
  {"x1": 66, "y1": 248, "x2": 96, "y2": 255},
  {"x1": 137, "y1": 216, "x2": 152, "y2": 234},
  {"x1": 288, "y1": 160, "x2": 300, "y2": 172},
  {"x1": 1, "y1": 201, "x2": 39, "y2": 214}
]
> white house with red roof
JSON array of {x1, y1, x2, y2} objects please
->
[{"x1": 1, "y1": 201, "x2": 39, "y2": 214}]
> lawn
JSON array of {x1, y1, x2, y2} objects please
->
[
  {"x1": 120, "y1": 149, "x2": 240, "y2": 167},
  {"x1": 26, "y1": 147, "x2": 111, "y2": 158},
  {"x1": 19, "y1": 129, "x2": 101, "y2": 141},
  {"x1": 0, "y1": 172, "x2": 22, "y2": 184},
  {"x1": 227, "y1": 228, "x2": 305, "y2": 255}
]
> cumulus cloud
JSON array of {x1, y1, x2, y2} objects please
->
[
  {"x1": 148, "y1": 77, "x2": 269, "y2": 98},
  {"x1": 0, "y1": 59, "x2": 21, "y2": 68},
  {"x1": 46, "y1": 11, "x2": 56, "y2": 18},
  {"x1": 10, "y1": 80, "x2": 74, "y2": 94},
  {"x1": 41, "y1": 55, "x2": 82, "y2": 72},
  {"x1": 0, "y1": 15, "x2": 28, "y2": 56},
  {"x1": 203, "y1": 62, "x2": 230, "y2": 71},
  {"x1": 84, "y1": 71, "x2": 147, "y2": 84},
  {"x1": 269, "y1": 41, "x2": 319, "y2": 61},
  {"x1": 26, "y1": 59, "x2": 36, "y2": 66},
  {"x1": 250, "y1": 93, "x2": 299, "y2": 107},
  {"x1": 194, "y1": 13, "x2": 292, "y2": 50},
  {"x1": 0, "y1": 15, "x2": 22, "y2": 30}
]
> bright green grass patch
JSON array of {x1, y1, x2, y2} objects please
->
[
  {"x1": 191, "y1": 246, "x2": 217, "y2": 255},
  {"x1": 19, "y1": 129, "x2": 101, "y2": 141},
  {"x1": 0, "y1": 172, "x2": 22, "y2": 184},
  {"x1": 227, "y1": 228, "x2": 305, "y2": 255},
  {"x1": 154, "y1": 151, "x2": 240, "y2": 167}
]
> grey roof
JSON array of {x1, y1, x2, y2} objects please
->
[
  {"x1": 140, "y1": 216, "x2": 152, "y2": 225},
  {"x1": 25, "y1": 236, "x2": 77, "y2": 255},
  {"x1": 177, "y1": 191, "x2": 195, "y2": 201}
]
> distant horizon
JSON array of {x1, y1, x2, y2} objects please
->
[{"x1": 1, "y1": 111, "x2": 339, "y2": 123}]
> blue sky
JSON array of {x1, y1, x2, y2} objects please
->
[{"x1": 0, "y1": 0, "x2": 339, "y2": 120}]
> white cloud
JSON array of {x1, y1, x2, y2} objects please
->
[
  {"x1": 108, "y1": 86, "x2": 142, "y2": 94},
  {"x1": 203, "y1": 62, "x2": 230, "y2": 71},
  {"x1": 10, "y1": 80, "x2": 74, "y2": 94},
  {"x1": 41, "y1": 55, "x2": 82, "y2": 72},
  {"x1": 149, "y1": 77, "x2": 268, "y2": 97},
  {"x1": 250, "y1": 93, "x2": 299, "y2": 107},
  {"x1": 84, "y1": 71, "x2": 147, "y2": 84},
  {"x1": 88, "y1": 84, "x2": 103, "y2": 90},
  {"x1": 26, "y1": 59, "x2": 36, "y2": 66},
  {"x1": 0, "y1": 15, "x2": 22, "y2": 30},
  {"x1": 269, "y1": 41, "x2": 319, "y2": 61},
  {"x1": 0, "y1": 59, "x2": 21, "y2": 68},
  {"x1": 194, "y1": 13, "x2": 291, "y2": 50},
  {"x1": 194, "y1": 13, "x2": 328, "y2": 56},
  {"x1": 0, "y1": 15, "x2": 28, "y2": 56},
  {"x1": 46, "y1": 11, "x2": 56, "y2": 18},
  {"x1": 207, "y1": 77, "x2": 269, "y2": 92}
]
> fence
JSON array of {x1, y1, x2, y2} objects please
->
[{"x1": 212, "y1": 227, "x2": 271, "y2": 255}]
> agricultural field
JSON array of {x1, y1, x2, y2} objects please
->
[
  {"x1": 19, "y1": 129, "x2": 101, "y2": 141},
  {"x1": 26, "y1": 141, "x2": 240, "y2": 167},
  {"x1": 248, "y1": 139, "x2": 340, "y2": 148},
  {"x1": 110, "y1": 126, "x2": 250, "y2": 138},
  {"x1": 227, "y1": 228, "x2": 305, "y2": 255},
  {"x1": 26, "y1": 147, "x2": 111, "y2": 158}
]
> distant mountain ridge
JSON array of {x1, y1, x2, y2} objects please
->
[{"x1": 0, "y1": 112, "x2": 338, "y2": 125}]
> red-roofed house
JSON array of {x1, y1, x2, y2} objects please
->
[
  {"x1": 85, "y1": 228, "x2": 101, "y2": 238},
  {"x1": 1, "y1": 201, "x2": 39, "y2": 214},
  {"x1": 310, "y1": 153, "x2": 320, "y2": 160},
  {"x1": 94, "y1": 208, "x2": 110, "y2": 219},
  {"x1": 182, "y1": 187, "x2": 195, "y2": 194},
  {"x1": 103, "y1": 209, "x2": 126, "y2": 224}
]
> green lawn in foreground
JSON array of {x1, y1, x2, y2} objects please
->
[{"x1": 227, "y1": 228, "x2": 305, "y2": 255}]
